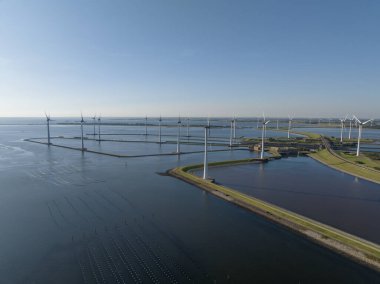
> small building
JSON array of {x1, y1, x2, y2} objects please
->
[{"x1": 270, "y1": 146, "x2": 298, "y2": 155}]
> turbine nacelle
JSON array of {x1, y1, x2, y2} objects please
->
[
  {"x1": 263, "y1": 120, "x2": 270, "y2": 125},
  {"x1": 353, "y1": 115, "x2": 373, "y2": 126},
  {"x1": 339, "y1": 115, "x2": 348, "y2": 123}
]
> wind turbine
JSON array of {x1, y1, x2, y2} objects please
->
[
  {"x1": 45, "y1": 113, "x2": 52, "y2": 145},
  {"x1": 186, "y1": 117, "x2": 190, "y2": 137},
  {"x1": 229, "y1": 118, "x2": 233, "y2": 147},
  {"x1": 80, "y1": 113, "x2": 86, "y2": 151},
  {"x1": 233, "y1": 116, "x2": 236, "y2": 140},
  {"x1": 203, "y1": 126, "x2": 209, "y2": 180},
  {"x1": 145, "y1": 115, "x2": 148, "y2": 136},
  {"x1": 176, "y1": 115, "x2": 181, "y2": 154},
  {"x1": 261, "y1": 114, "x2": 270, "y2": 159},
  {"x1": 158, "y1": 115, "x2": 162, "y2": 144},
  {"x1": 339, "y1": 115, "x2": 347, "y2": 143},
  {"x1": 353, "y1": 116, "x2": 373, "y2": 156},
  {"x1": 287, "y1": 115, "x2": 293, "y2": 139},
  {"x1": 276, "y1": 119, "x2": 279, "y2": 130},
  {"x1": 97, "y1": 115, "x2": 101, "y2": 142},
  {"x1": 92, "y1": 115, "x2": 96, "y2": 136},
  {"x1": 207, "y1": 116, "x2": 211, "y2": 136},
  {"x1": 348, "y1": 117, "x2": 353, "y2": 140}
]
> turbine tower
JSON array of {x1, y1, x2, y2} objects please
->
[
  {"x1": 45, "y1": 113, "x2": 51, "y2": 145},
  {"x1": 353, "y1": 116, "x2": 373, "y2": 156},
  {"x1": 186, "y1": 117, "x2": 190, "y2": 137},
  {"x1": 97, "y1": 115, "x2": 101, "y2": 142},
  {"x1": 145, "y1": 115, "x2": 148, "y2": 136},
  {"x1": 176, "y1": 115, "x2": 181, "y2": 154},
  {"x1": 287, "y1": 115, "x2": 293, "y2": 139},
  {"x1": 229, "y1": 118, "x2": 233, "y2": 147},
  {"x1": 207, "y1": 116, "x2": 211, "y2": 136},
  {"x1": 261, "y1": 114, "x2": 270, "y2": 159},
  {"x1": 158, "y1": 115, "x2": 162, "y2": 144},
  {"x1": 339, "y1": 115, "x2": 347, "y2": 143},
  {"x1": 233, "y1": 116, "x2": 236, "y2": 140},
  {"x1": 203, "y1": 126, "x2": 209, "y2": 180},
  {"x1": 80, "y1": 113, "x2": 86, "y2": 151},
  {"x1": 92, "y1": 115, "x2": 96, "y2": 136},
  {"x1": 348, "y1": 117, "x2": 353, "y2": 140}
]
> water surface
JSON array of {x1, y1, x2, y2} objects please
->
[{"x1": 0, "y1": 120, "x2": 379, "y2": 283}]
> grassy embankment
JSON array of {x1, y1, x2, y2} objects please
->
[
  {"x1": 287, "y1": 130, "x2": 380, "y2": 183},
  {"x1": 170, "y1": 160, "x2": 380, "y2": 271},
  {"x1": 289, "y1": 130, "x2": 321, "y2": 139},
  {"x1": 336, "y1": 152, "x2": 380, "y2": 171},
  {"x1": 299, "y1": 130, "x2": 380, "y2": 184},
  {"x1": 310, "y1": 150, "x2": 380, "y2": 184}
]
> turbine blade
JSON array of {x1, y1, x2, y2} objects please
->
[
  {"x1": 352, "y1": 115, "x2": 361, "y2": 124},
  {"x1": 363, "y1": 119, "x2": 373, "y2": 125}
]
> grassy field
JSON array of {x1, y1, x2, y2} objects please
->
[
  {"x1": 336, "y1": 151, "x2": 380, "y2": 171},
  {"x1": 290, "y1": 131, "x2": 321, "y2": 139},
  {"x1": 170, "y1": 161, "x2": 380, "y2": 271},
  {"x1": 309, "y1": 149, "x2": 380, "y2": 184}
]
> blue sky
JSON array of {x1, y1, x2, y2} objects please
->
[{"x1": 0, "y1": 0, "x2": 379, "y2": 118}]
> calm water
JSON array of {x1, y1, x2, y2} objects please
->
[
  {"x1": 197, "y1": 157, "x2": 380, "y2": 244},
  {"x1": 0, "y1": 119, "x2": 379, "y2": 283}
]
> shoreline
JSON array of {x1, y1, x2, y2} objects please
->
[
  {"x1": 169, "y1": 160, "x2": 380, "y2": 273},
  {"x1": 308, "y1": 150, "x2": 380, "y2": 185},
  {"x1": 284, "y1": 130, "x2": 380, "y2": 184}
]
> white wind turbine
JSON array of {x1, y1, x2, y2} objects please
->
[
  {"x1": 97, "y1": 114, "x2": 101, "y2": 142},
  {"x1": 186, "y1": 117, "x2": 190, "y2": 137},
  {"x1": 158, "y1": 115, "x2": 162, "y2": 144},
  {"x1": 339, "y1": 115, "x2": 347, "y2": 143},
  {"x1": 92, "y1": 115, "x2": 96, "y2": 136},
  {"x1": 347, "y1": 117, "x2": 353, "y2": 140},
  {"x1": 287, "y1": 115, "x2": 293, "y2": 139},
  {"x1": 229, "y1": 117, "x2": 234, "y2": 147},
  {"x1": 261, "y1": 114, "x2": 270, "y2": 159},
  {"x1": 79, "y1": 113, "x2": 86, "y2": 151},
  {"x1": 145, "y1": 115, "x2": 148, "y2": 136},
  {"x1": 203, "y1": 125, "x2": 209, "y2": 180},
  {"x1": 207, "y1": 116, "x2": 211, "y2": 136},
  {"x1": 353, "y1": 116, "x2": 373, "y2": 156},
  {"x1": 45, "y1": 112, "x2": 52, "y2": 145},
  {"x1": 176, "y1": 115, "x2": 181, "y2": 154},
  {"x1": 233, "y1": 116, "x2": 236, "y2": 140}
]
